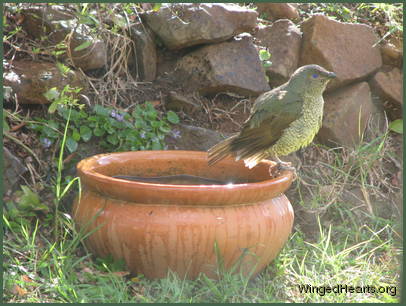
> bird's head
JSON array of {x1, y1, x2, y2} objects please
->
[{"x1": 288, "y1": 64, "x2": 336, "y2": 95}]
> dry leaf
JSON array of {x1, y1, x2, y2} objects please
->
[
  {"x1": 82, "y1": 267, "x2": 94, "y2": 274},
  {"x1": 150, "y1": 100, "x2": 161, "y2": 107},
  {"x1": 21, "y1": 275, "x2": 33, "y2": 283},
  {"x1": 12, "y1": 284, "x2": 28, "y2": 296},
  {"x1": 113, "y1": 271, "x2": 130, "y2": 277},
  {"x1": 131, "y1": 276, "x2": 141, "y2": 282}
]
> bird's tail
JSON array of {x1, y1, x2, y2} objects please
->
[
  {"x1": 243, "y1": 151, "x2": 269, "y2": 169},
  {"x1": 207, "y1": 135, "x2": 238, "y2": 166}
]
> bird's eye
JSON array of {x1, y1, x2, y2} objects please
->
[{"x1": 312, "y1": 73, "x2": 319, "y2": 78}]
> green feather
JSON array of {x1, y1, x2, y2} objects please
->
[{"x1": 208, "y1": 64, "x2": 336, "y2": 168}]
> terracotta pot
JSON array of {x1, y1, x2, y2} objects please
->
[{"x1": 72, "y1": 150, "x2": 294, "y2": 280}]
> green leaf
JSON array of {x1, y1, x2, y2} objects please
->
[
  {"x1": 146, "y1": 110, "x2": 157, "y2": 120},
  {"x1": 107, "y1": 134, "x2": 119, "y2": 145},
  {"x1": 74, "y1": 40, "x2": 92, "y2": 52},
  {"x1": 87, "y1": 115, "x2": 98, "y2": 122},
  {"x1": 152, "y1": 141, "x2": 163, "y2": 150},
  {"x1": 56, "y1": 61, "x2": 70, "y2": 76},
  {"x1": 78, "y1": 15, "x2": 99, "y2": 26},
  {"x1": 389, "y1": 119, "x2": 403, "y2": 134},
  {"x1": 66, "y1": 137, "x2": 78, "y2": 153},
  {"x1": 152, "y1": 3, "x2": 162, "y2": 11},
  {"x1": 259, "y1": 49, "x2": 271, "y2": 61},
  {"x1": 159, "y1": 125, "x2": 171, "y2": 133},
  {"x1": 93, "y1": 105, "x2": 111, "y2": 117},
  {"x1": 3, "y1": 113, "x2": 10, "y2": 133},
  {"x1": 151, "y1": 121, "x2": 161, "y2": 128},
  {"x1": 262, "y1": 60, "x2": 272, "y2": 68},
  {"x1": 48, "y1": 101, "x2": 59, "y2": 114},
  {"x1": 124, "y1": 120, "x2": 133, "y2": 129},
  {"x1": 32, "y1": 47, "x2": 41, "y2": 54},
  {"x1": 49, "y1": 121, "x2": 59, "y2": 129},
  {"x1": 17, "y1": 185, "x2": 49, "y2": 212},
  {"x1": 80, "y1": 126, "x2": 92, "y2": 141},
  {"x1": 103, "y1": 122, "x2": 115, "y2": 134},
  {"x1": 135, "y1": 119, "x2": 146, "y2": 129},
  {"x1": 94, "y1": 127, "x2": 105, "y2": 137},
  {"x1": 43, "y1": 125, "x2": 59, "y2": 138},
  {"x1": 71, "y1": 128, "x2": 81, "y2": 141},
  {"x1": 167, "y1": 111, "x2": 179, "y2": 124},
  {"x1": 68, "y1": 109, "x2": 81, "y2": 122},
  {"x1": 56, "y1": 105, "x2": 69, "y2": 118},
  {"x1": 44, "y1": 87, "x2": 60, "y2": 102}
]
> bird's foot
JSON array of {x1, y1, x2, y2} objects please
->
[{"x1": 269, "y1": 161, "x2": 297, "y2": 180}]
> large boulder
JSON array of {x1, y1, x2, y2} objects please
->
[
  {"x1": 165, "y1": 124, "x2": 226, "y2": 151},
  {"x1": 318, "y1": 82, "x2": 376, "y2": 147},
  {"x1": 256, "y1": 3, "x2": 299, "y2": 21},
  {"x1": 175, "y1": 35, "x2": 270, "y2": 96},
  {"x1": 3, "y1": 60, "x2": 87, "y2": 104},
  {"x1": 369, "y1": 66, "x2": 403, "y2": 120},
  {"x1": 129, "y1": 23, "x2": 157, "y2": 82},
  {"x1": 142, "y1": 3, "x2": 258, "y2": 50},
  {"x1": 255, "y1": 20, "x2": 302, "y2": 87},
  {"x1": 300, "y1": 15, "x2": 382, "y2": 90},
  {"x1": 165, "y1": 91, "x2": 202, "y2": 114},
  {"x1": 4, "y1": 147, "x2": 28, "y2": 195},
  {"x1": 380, "y1": 42, "x2": 403, "y2": 68},
  {"x1": 20, "y1": 6, "x2": 107, "y2": 71}
]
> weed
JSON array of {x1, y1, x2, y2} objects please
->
[
  {"x1": 259, "y1": 49, "x2": 272, "y2": 69},
  {"x1": 389, "y1": 119, "x2": 403, "y2": 134},
  {"x1": 4, "y1": 186, "x2": 49, "y2": 221},
  {"x1": 357, "y1": 3, "x2": 403, "y2": 44},
  {"x1": 28, "y1": 102, "x2": 179, "y2": 154},
  {"x1": 258, "y1": 49, "x2": 272, "y2": 83}
]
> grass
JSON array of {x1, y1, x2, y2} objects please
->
[
  {"x1": 3, "y1": 107, "x2": 402, "y2": 303},
  {"x1": 3, "y1": 202, "x2": 401, "y2": 302},
  {"x1": 3, "y1": 125, "x2": 402, "y2": 302}
]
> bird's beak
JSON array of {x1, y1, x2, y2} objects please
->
[{"x1": 326, "y1": 72, "x2": 336, "y2": 79}]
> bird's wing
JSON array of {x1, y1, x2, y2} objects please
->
[{"x1": 229, "y1": 87, "x2": 303, "y2": 159}]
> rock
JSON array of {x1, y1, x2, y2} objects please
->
[
  {"x1": 129, "y1": 23, "x2": 157, "y2": 82},
  {"x1": 300, "y1": 15, "x2": 382, "y2": 90},
  {"x1": 175, "y1": 35, "x2": 270, "y2": 96},
  {"x1": 369, "y1": 66, "x2": 403, "y2": 119},
  {"x1": 165, "y1": 91, "x2": 201, "y2": 113},
  {"x1": 21, "y1": 6, "x2": 107, "y2": 71},
  {"x1": 4, "y1": 147, "x2": 28, "y2": 194},
  {"x1": 381, "y1": 42, "x2": 403, "y2": 67},
  {"x1": 142, "y1": 3, "x2": 258, "y2": 50},
  {"x1": 4, "y1": 86, "x2": 13, "y2": 101},
  {"x1": 165, "y1": 124, "x2": 227, "y2": 151},
  {"x1": 318, "y1": 82, "x2": 376, "y2": 147},
  {"x1": 3, "y1": 60, "x2": 87, "y2": 104},
  {"x1": 255, "y1": 20, "x2": 302, "y2": 87},
  {"x1": 256, "y1": 3, "x2": 299, "y2": 21}
]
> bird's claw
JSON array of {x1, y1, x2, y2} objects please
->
[{"x1": 269, "y1": 162, "x2": 297, "y2": 180}]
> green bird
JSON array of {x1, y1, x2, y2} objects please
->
[{"x1": 208, "y1": 64, "x2": 336, "y2": 171}]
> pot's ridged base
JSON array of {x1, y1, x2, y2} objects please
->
[{"x1": 73, "y1": 189, "x2": 294, "y2": 280}]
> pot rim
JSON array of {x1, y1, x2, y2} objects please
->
[{"x1": 77, "y1": 150, "x2": 294, "y2": 205}]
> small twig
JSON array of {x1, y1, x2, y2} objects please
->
[
  {"x1": 63, "y1": 152, "x2": 77, "y2": 164},
  {"x1": 10, "y1": 121, "x2": 26, "y2": 132},
  {"x1": 361, "y1": 186, "x2": 374, "y2": 215}
]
